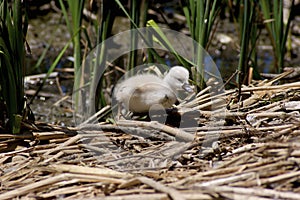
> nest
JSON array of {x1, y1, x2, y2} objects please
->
[{"x1": 1, "y1": 73, "x2": 300, "y2": 199}]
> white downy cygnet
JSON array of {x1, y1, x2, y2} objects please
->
[{"x1": 114, "y1": 66, "x2": 194, "y2": 113}]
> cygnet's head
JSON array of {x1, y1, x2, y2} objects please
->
[{"x1": 164, "y1": 66, "x2": 194, "y2": 93}]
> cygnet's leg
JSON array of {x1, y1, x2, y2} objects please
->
[
  {"x1": 116, "y1": 103, "x2": 132, "y2": 120},
  {"x1": 116, "y1": 103, "x2": 127, "y2": 121},
  {"x1": 116, "y1": 103, "x2": 122, "y2": 121}
]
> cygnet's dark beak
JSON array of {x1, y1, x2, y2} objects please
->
[{"x1": 182, "y1": 83, "x2": 194, "y2": 93}]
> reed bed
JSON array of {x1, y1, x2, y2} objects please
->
[{"x1": 1, "y1": 72, "x2": 300, "y2": 199}]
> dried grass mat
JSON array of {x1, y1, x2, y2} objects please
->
[{"x1": 1, "y1": 79, "x2": 300, "y2": 199}]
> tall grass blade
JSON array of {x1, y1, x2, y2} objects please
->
[
  {"x1": 0, "y1": 0, "x2": 27, "y2": 133},
  {"x1": 90, "y1": 0, "x2": 118, "y2": 115},
  {"x1": 181, "y1": 0, "x2": 221, "y2": 89},
  {"x1": 58, "y1": 0, "x2": 85, "y2": 117},
  {"x1": 260, "y1": 0, "x2": 294, "y2": 72},
  {"x1": 114, "y1": 0, "x2": 165, "y2": 65},
  {"x1": 237, "y1": 0, "x2": 249, "y2": 85},
  {"x1": 128, "y1": 0, "x2": 140, "y2": 71},
  {"x1": 146, "y1": 20, "x2": 192, "y2": 67}
]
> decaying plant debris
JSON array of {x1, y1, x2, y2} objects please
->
[{"x1": 1, "y1": 72, "x2": 300, "y2": 200}]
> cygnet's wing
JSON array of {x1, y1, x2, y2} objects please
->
[
  {"x1": 129, "y1": 82, "x2": 177, "y2": 113},
  {"x1": 115, "y1": 74, "x2": 177, "y2": 112},
  {"x1": 114, "y1": 74, "x2": 162, "y2": 102}
]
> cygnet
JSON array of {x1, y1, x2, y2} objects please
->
[{"x1": 114, "y1": 66, "x2": 194, "y2": 113}]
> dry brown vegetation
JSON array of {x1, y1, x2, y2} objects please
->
[{"x1": 1, "y1": 72, "x2": 300, "y2": 199}]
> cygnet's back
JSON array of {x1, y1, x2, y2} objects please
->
[{"x1": 114, "y1": 74, "x2": 177, "y2": 113}]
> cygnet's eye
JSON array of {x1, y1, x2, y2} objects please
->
[{"x1": 176, "y1": 78, "x2": 184, "y2": 83}]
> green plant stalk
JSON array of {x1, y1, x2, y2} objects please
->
[
  {"x1": 114, "y1": 0, "x2": 165, "y2": 65},
  {"x1": 92, "y1": 25, "x2": 109, "y2": 114},
  {"x1": 12, "y1": 0, "x2": 24, "y2": 114},
  {"x1": 69, "y1": 0, "x2": 85, "y2": 89},
  {"x1": 128, "y1": 0, "x2": 140, "y2": 72},
  {"x1": 237, "y1": 0, "x2": 250, "y2": 85},
  {"x1": 282, "y1": 0, "x2": 294, "y2": 62},
  {"x1": 147, "y1": 20, "x2": 191, "y2": 67},
  {"x1": 190, "y1": 0, "x2": 196, "y2": 38},
  {"x1": 140, "y1": 0, "x2": 148, "y2": 27},
  {"x1": 260, "y1": 0, "x2": 293, "y2": 73},
  {"x1": 139, "y1": 0, "x2": 155, "y2": 63},
  {"x1": 274, "y1": 0, "x2": 283, "y2": 72},
  {"x1": 194, "y1": 1, "x2": 204, "y2": 89},
  {"x1": 286, "y1": 25, "x2": 292, "y2": 60},
  {"x1": 197, "y1": 1, "x2": 211, "y2": 89},
  {"x1": 260, "y1": 0, "x2": 278, "y2": 71},
  {"x1": 141, "y1": 0, "x2": 154, "y2": 63},
  {"x1": 196, "y1": 1, "x2": 203, "y2": 41},
  {"x1": 0, "y1": 0, "x2": 27, "y2": 133},
  {"x1": 208, "y1": 1, "x2": 219, "y2": 47},
  {"x1": 91, "y1": 1, "x2": 118, "y2": 114},
  {"x1": 82, "y1": 25, "x2": 93, "y2": 50},
  {"x1": 58, "y1": 0, "x2": 85, "y2": 115},
  {"x1": 181, "y1": 0, "x2": 220, "y2": 90},
  {"x1": 249, "y1": 16, "x2": 259, "y2": 80},
  {"x1": 279, "y1": 0, "x2": 294, "y2": 72},
  {"x1": 182, "y1": 3, "x2": 192, "y2": 37}
]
